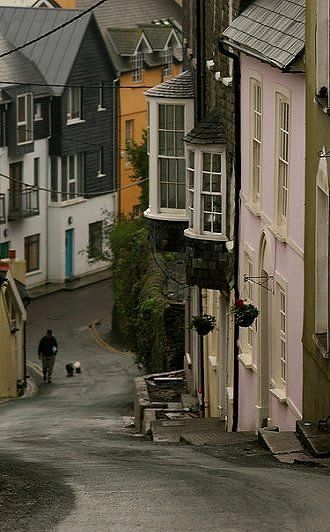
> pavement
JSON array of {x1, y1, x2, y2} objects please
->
[
  {"x1": 28, "y1": 267, "x2": 112, "y2": 299},
  {"x1": 0, "y1": 280, "x2": 329, "y2": 531}
]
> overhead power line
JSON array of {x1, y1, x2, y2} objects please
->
[
  {"x1": 0, "y1": 80, "x2": 156, "y2": 89},
  {"x1": 0, "y1": 170, "x2": 147, "y2": 197},
  {"x1": 0, "y1": 0, "x2": 109, "y2": 60}
]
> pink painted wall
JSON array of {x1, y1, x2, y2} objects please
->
[{"x1": 238, "y1": 55, "x2": 305, "y2": 432}]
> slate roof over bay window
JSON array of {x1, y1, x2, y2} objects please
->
[
  {"x1": 184, "y1": 113, "x2": 226, "y2": 145},
  {"x1": 146, "y1": 70, "x2": 194, "y2": 99},
  {"x1": 222, "y1": 0, "x2": 305, "y2": 70}
]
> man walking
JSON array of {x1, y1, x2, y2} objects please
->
[{"x1": 38, "y1": 329, "x2": 58, "y2": 384}]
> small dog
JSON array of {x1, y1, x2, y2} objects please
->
[{"x1": 66, "y1": 361, "x2": 82, "y2": 377}]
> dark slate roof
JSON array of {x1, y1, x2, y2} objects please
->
[
  {"x1": 76, "y1": 0, "x2": 182, "y2": 30},
  {"x1": 184, "y1": 113, "x2": 226, "y2": 145},
  {"x1": 146, "y1": 70, "x2": 194, "y2": 99},
  {"x1": 108, "y1": 28, "x2": 143, "y2": 56},
  {"x1": 0, "y1": 7, "x2": 93, "y2": 96},
  {"x1": 139, "y1": 25, "x2": 173, "y2": 51},
  {"x1": 222, "y1": 0, "x2": 305, "y2": 70},
  {"x1": 0, "y1": 35, "x2": 48, "y2": 96}
]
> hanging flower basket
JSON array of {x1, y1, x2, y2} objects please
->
[
  {"x1": 189, "y1": 314, "x2": 216, "y2": 336},
  {"x1": 230, "y1": 299, "x2": 259, "y2": 328}
]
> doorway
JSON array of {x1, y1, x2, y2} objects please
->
[{"x1": 65, "y1": 229, "x2": 74, "y2": 279}]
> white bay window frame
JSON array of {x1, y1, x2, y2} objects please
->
[
  {"x1": 67, "y1": 86, "x2": 82, "y2": 123},
  {"x1": 184, "y1": 145, "x2": 227, "y2": 241},
  {"x1": 145, "y1": 96, "x2": 194, "y2": 222}
]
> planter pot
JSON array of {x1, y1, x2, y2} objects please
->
[
  {"x1": 194, "y1": 323, "x2": 214, "y2": 336},
  {"x1": 235, "y1": 314, "x2": 257, "y2": 327}
]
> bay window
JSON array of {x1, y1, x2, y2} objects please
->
[{"x1": 185, "y1": 147, "x2": 226, "y2": 239}]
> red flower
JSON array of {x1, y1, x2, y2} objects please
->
[{"x1": 235, "y1": 299, "x2": 245, "y2": 308}]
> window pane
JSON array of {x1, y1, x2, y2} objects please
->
[
  {"x1": 34, "y1": 158, "x2": 39, "y2": 187},
  {"x1": 69, "y1": 182, "x2": 76, "y2": 197},
  {"x1": 89, "y1": 221, "x2": 103, "y2": 259},
  {"x1": 212, "y1": 173, "x2": 221, "y2": 192},
  {"x1": 189, "y1": 150, "x2": 195, "y2": 169},
  {"x1": 203, "y1": 153, "x2": 211, "y2": 172},
  {"x1": 166, "y1": 105, "x2": 174, "y2": 129},
  {"x1": 51, "y1": 157, "x2": 58, "y2": 202},
  {"x1": 168, "y1": 184, "x2": 176, "y2": 208},
  {"x1": 213, "y1": 195, "x2": 222, "y2": 213},
  {"x1": 168, "y1": 159, "x2": 176, "y2": 182},
  {"x1": 203, "y1": 195, "x2": 212, "y2": 212},
  {"x1": 69, "y1": 156, "x2": 75, "y2": 180},
  {"x1": 159, "y1": 105, "x2": 165, "y2": 129},
  {"x1": 18, "y1": 125, "x2": 26, "y2": 144},
  {"x1": 188, "y1": 169, "x2": 194, "y2": 189},
  {"x1": 159, "y1": 158, "x2": 167, "y2": 180},
  {"x1": 26, "y1": 94, "x2": 33, "y2": 140},
  {"x1": 177, "y1": 184, "x2": 185, "y2": 208},
  {"x1": 212, "y1": 154, "x2": 221, "y2": 173},
  {"x1": 166, "y1": 131, "x2": 174, "y2": 156},
  {"x1": 160, "y1": 183, "x2": 167, "y2": 207},
  {"x1": 176, "y1": 105, "x2": 184, "y2": 130},
  {"x1": 18, "y1": 97, "x2": 25, "y2": 123},
  {"x1": 77, "y1": 153, "x2": 85, "y2": 194},
  {"x1": 159, "y1": 131, "x2": 166, "y2": 155},
  {"x1": 213, "y1": 214, "x2": 222, "y2": 233},
  {"x1": 175, "y1": 132, "x2": 184, "y2": 156},
  {"x1": 61, "y1": 158, "x2": 68, "y2": 201},
  {"x1": 178, "y1": 159, "x2": 185, "y2": 183},
  {"x1": 203, "y1": 173, "x2": 210, "y2": 191},
  {"x1": 203, "y1": 214, "x2": 212, "y2": 232}
]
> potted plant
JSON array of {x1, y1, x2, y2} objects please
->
[
  {"x1": 230, "y1": 299, "x2": 259, "y2": 327},
  {"x1": 189, "y1": 314, "x2": 216, "y2": 336}
]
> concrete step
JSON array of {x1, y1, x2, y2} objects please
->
[
  {"x1": 151, "y1": 417, "x2": 225, "y2": 443},
  {"x1": 181, "y1": 431, "x2": 256, "y2": 447},
  {"x1": 258, "y1": 429, "x2": 304, "y2": 455},
  {"x1": 296, "y1": 420, "x2": 330, "y2": 458}
]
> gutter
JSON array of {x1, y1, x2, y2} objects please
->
[{"x1": 218, "y1": 38, "x2": 241, "y2": 432}]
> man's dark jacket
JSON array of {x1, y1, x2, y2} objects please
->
[{"x1": 38, "y1": 336, "x2": 58, "y2": 357}]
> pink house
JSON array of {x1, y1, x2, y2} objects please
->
[{"x1": 223, "y1": 1, "x2": 306, "y2": 431}]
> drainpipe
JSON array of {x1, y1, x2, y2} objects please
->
[
  {"x1": 113, "y1": 77, "x2": 120, "y2": 218},
  {"x1": 196, "y1": 1, "x2": 206, "y2": 121},
  {"x1": 199, "y1": 287, "x2": 205, "y2": 417},
  {"x1": 218, "y1": 39, "x2": 241, "y2": 432}
]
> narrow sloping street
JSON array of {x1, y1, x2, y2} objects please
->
[{"x1": 0, "y1": 281, "x2": 329, "y2": 532}]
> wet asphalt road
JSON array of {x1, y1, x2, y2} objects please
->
[{"x1": 0, "y1": 280, "x2": 329, "y2": 532}]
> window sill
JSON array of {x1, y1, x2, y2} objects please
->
[
  {"x1": 49, "y1": 197, "x2": 87, "y2": 208},
  {"x1": 97, "y1": 106, "x2": 106, "y2": 112},
  {"x1": 238, "y1": 352, "x2": 257, "y2": 372},
  {"x1": 184, "y1": 228, "x2": 228, "y2": 242},
  {"x1": 313, "y1": 333, "x2": 329, "y2": 359},
  {"x1": 144, "y1": 208, "x2": 188, "y2": 223},
  {"x1": 97, "y1": 173, "x2": 106, "y2": 178},
  {"x1": 26, "y1": 268, "x2": 42, "y2": 277},
  {"x1": 270, "y1": 387, "x2": 287, "y2": 404},
  {"x1": 17, "y1": 140, "x2": 33, "y2": 146},
  {"x1": 66, "y1": 119, "x2": 85, "y2": 126},
  {"x1": 259, "y1": 213, "x2": 287, "y2": 243}
]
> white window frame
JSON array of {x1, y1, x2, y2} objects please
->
[
  {"x1": 61, "y1": 153, "x2": 85, "y2": 201},
  {"x1": 98, "y1": 81, "x2": 106, "y2": 111},
  {"x1": 162, "y1": 47, "x2": 173, "y2": 78},
  {"x1": 184, "y1": 145, "x2": 227, "y2": 240},
  {"x1": 34, "y1": 102, "x2": 43, "y2": 121},
  {"x1": 67, "y1": 87, "x2": 82, "y2": 123},
  {"x1": 158, "y1": 103, "x2": 186, "y2": 211},
  {"x1": 274, "y1": 87, "x2": 290, "y2": 235},
  {"x1": 131, "y1": 51, "x2": 144, "y2": 83},
  {"x1": 98, "y1": 146, "x2": 105, "y2": 177},
  {"x1": 249, "y1": 74, "x2": 262, "y2": 207},
  {"x1": 273, "y1": 274, "x2": 288, "y2": 393},
  {"x1": 187, "y1": 149, "x2": 195, "y2": 228},
  {"x1": 17, "y1": 93, "x2": 33, "y2": 145}
]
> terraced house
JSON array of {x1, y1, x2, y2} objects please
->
[{"x1": 0, "y1": 7, "x2": 116, "y2": 287}]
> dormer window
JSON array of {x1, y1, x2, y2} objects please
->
[
  {"x1": 162, "y1": 47, "x2": 172, "y2": 77},
  {"x1": 131, "y1": 51, "x2": 144, "y2": 83}
]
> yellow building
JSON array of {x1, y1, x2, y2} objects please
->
[{"x1": 0, "y1": 255, "x2": 28, "y2": 398}]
